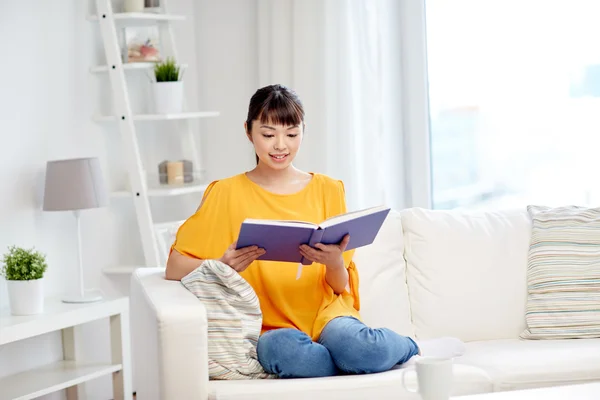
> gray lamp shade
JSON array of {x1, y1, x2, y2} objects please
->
[{"x1": 43, "y1": 157, "x2": 109, "y2": 211}]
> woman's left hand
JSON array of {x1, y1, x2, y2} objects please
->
[{"x1": 299, "y1": 234, "x2": 350, "y2": 268}]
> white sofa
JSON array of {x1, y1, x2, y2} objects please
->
[{"x1": 130, "y1": 208, "x2": 600, "y2": 399}]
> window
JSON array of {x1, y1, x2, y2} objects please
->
[{"x1": 425, "y1": 0, "x2": 600, "y2": 210}]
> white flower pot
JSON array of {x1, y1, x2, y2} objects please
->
[
  {"x1": 6, "y1": 278, "x2": 44, "y2": 315},
  {"x1": 152, "y1": 81, "x2": 184, "y2": 114}
]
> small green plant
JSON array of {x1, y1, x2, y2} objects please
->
[
  {"x1": 154, "y1": 57, "x2": 181, "y2": 82},
  {"x1": 0, "y1": 246, "x2": 48, "y2": 281}
]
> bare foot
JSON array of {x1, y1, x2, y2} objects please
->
[{"x1": 416, "y1": 337, "x2": 466, "y2": 358}]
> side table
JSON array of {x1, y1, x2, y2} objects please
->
[{"x1": 0, "y1": 296, "x2": 132, "y2": 400}]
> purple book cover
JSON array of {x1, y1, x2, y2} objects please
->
[
  {"x1": 316, "y1": 208, "x2": 390, "y2": 250},
  {"x1": 236, "y1": 205, "x2": 391, "y2": 264},
  {"x1": 236, "y1": 223, "x2": 315, "y2": 263}
]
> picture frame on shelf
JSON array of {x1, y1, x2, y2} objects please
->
[{"x1": 120, "y1": 26, "x2": 162, "y2": 63}]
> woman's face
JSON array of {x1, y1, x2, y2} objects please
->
[{"x1": 247, "y1": 120, "x2": 303, "y2": 170}]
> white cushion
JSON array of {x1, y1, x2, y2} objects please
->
[
  {"x1": 154, "y1": 220, "x2": 185, "y2": 267},
  {"x1": 208, "y1": 363, "x2": 493, "y2": 400},
  {"x1": 353, "y1": 210, "x2": 414, "y2": 337},
  {"x1": 401, "y1": 208, "x2": 531, "y2": 341},
  {"x1": 458, "y1": 338, "x2": 600, "y2": 391}
]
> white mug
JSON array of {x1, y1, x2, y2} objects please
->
[{"x1": 401, "y1": 357, "x2": 454, "y2": 400}]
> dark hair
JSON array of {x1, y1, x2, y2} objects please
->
[{"x1": 245, "y1": 84, "x2": 305, "y2": 164}]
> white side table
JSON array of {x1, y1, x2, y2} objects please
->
[{"x1": 0, "y1": 296, "x2": 132, "y2": 400}]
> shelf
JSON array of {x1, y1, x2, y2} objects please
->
[
  {"x1": 90, "y1": 62, "x2": 189, "y2": 73},
  {"x1": 0, "y1": 361, "x2": 121, "y2": 400},
  {"x1": 111, "y1": 182, "x2": 209, "y2": 198},
  {"x1": 94, "y1": 111, "x2": 220, "y2": 122},
  {"x1": 88, "y1": 12, "x2": 185, "y2": 25},
  {"x1": 0, "y1": 297, "x2": 128, "y2": 345},
  {"x1": 102, "y1": 266, "x2": 143, "y2": 275}
]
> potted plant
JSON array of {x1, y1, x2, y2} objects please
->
[
  {"x1": 1, "y1": 246, "x2": 48, "y2": 315},
  {"x1": 152, "y1": 57, "x2": 184, "y2": 114}
]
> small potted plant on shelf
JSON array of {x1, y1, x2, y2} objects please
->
[
  {"x1": 1, "y1": 245, "x2": 48, "y2": 315},
  {"x1": 152, "y1": 57, "x2": 184, "y2": 114}
]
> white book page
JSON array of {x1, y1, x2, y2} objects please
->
[
  {"x1": 319, "y1": 205, "x2": 389, "y2": 229},
  {"x1": 243, "y1": 219, "x2": 318, "y2": 229}
]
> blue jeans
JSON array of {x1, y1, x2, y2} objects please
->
[{"x1": 257, "y1": 316, "x2": 419, "y2": 378}]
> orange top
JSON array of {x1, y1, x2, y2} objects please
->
[{"x1": 171, "y1": 172, "x2": 361, "y2": 340}]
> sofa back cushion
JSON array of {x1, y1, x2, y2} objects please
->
[
  {"x1": 401, "y1": 207, "x2": 531, "y2": 341},
  {"x1": 353, "y1": 210, "x2": 414, "y2": 337}
]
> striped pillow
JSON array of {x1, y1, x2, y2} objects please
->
[
  {"x1": 181, "y1": 260, "x2": 277, "y2": 380},
  {"x1": 521, "y1": 205, "x2": 600, "y2": 339}
]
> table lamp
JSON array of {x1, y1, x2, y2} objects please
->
[{"x1": 43, "y1": 157, "x2": 109, "y2": 303}]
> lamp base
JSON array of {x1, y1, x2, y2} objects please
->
[{"x1": 62, "y1": 292, "x2": 103, "y2": 304}]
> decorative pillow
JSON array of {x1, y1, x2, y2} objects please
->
[
  {"x1": 521, "y1": 205, "x2": 600, "y2": 339},
  {"x1": 154, "y1": 219, "x2": 185, "y2": 267},
  {"x1": 181, "y1": 259, "x2": 277, "y2": 380}
]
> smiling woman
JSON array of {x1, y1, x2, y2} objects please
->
[
  {"x1": 166, "y1": 84, "x2": 465, "y2": 380},
  {"x1": 243, "y1": 84, "x2": 305, "y2": 166}
]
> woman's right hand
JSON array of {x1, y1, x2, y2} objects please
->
[{"x1": 218, "y1": 242, "x2": 266, "y2": 273}]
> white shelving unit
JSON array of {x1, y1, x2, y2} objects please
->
[
  {"x1": 87, "y1": 12, "x2": 185, "y2": 24},
  {"x1": 94, "y1": 111, "x2": 219, "y2": 122},
  {"x1": 111, "y1": 182, "x2": 209, "y2": 198},
  {"x1": 90, "y1": 0, "x2": 219, "y2": 273},
  {"x1": 90, "y1": 62, "x2": 189, "y2": 73},
  {"x1": 0, "y1": 297, "x2": 131, "y2": 400},
  {"x1": 0, "y1": 361, "x2": 123, "y2": 400}
]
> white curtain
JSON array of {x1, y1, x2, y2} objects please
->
[{"x1": 257, "y1": 0, "x2": 408, "y2": 211}]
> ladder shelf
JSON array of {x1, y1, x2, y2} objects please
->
[
  {"x1": 93, "y1": 111, "x2": 220, "y2": 122},
  {"x1": 111, "y1": 182, "x2": 210, "y2": 198},
  {"x1": 92, "y1": 0, "x2": 214, "y2": 272},
  {"x1": 88, "y1": 12, "x2": 185, "y2": 24},
  {"x1": 90, "y1": 62, "x2": 189, "y2": 74}
]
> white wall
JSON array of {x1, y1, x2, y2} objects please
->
[
  {"x1": 255, "y1": 0, "x2": 329, "y2": 175},
  {"x1": 0, "y1": 0, "x2": 258, "y2": 398},
  {"x1": 194, "y1": 0, "x2": 259, "y2": 180}
]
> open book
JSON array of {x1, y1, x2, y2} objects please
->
[{"x1": 235, "y1": 205, "x2": 391, "y2": 265}]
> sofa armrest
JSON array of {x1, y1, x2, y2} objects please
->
[{"x1": 130, "y1": 267, "x2": 209, "y2": 400}]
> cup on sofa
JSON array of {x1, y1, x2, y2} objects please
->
[{"x1": 402, "y1": 357, "x2": 453, "y2": 400}]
